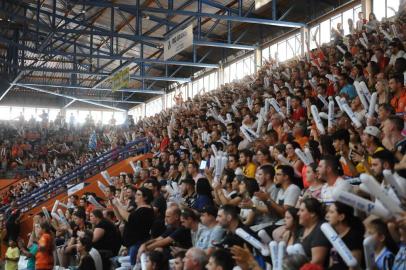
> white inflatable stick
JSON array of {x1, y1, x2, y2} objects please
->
[
  {"x1": 236, "y1": 228, "x2": 270, "y2": 256},
  {"x1": 332, "y1": 189, "x2": 391, "y2": 219},
  {"x1": 258, "y1": 229, "x2": 272, "y2": 244},
  {"x1": 286, "y1": 244, "x2": 305, "y2": 256},
  {"x1": 317, "y1": 94, "x2": 329, "y2": 109},
  {"x1": 341, "y1": 99, "x2": 362, "y2": 128},
  {"x1": 363, "y1": 236, "x2": 376, "y2": 270},
  {"x1": 42, "y1": 207, "x2": 51, "y2": 221},
  {"x1": 101, "y1": 171, "x2": 113, "y2": 185},
  {"x1": 295, "y1": 148, "x2": 311, "y2": 166},
  {"x1": 276, "y1": 241, "x2": 286, "y2": 270},
  {"x1": 57, "y1": 209, "x2": 69, "y2": 226},
  {"x1": 88, "y1": 195, "x2": 104, "y2": 209},
  {"x1": 277, "y1": 154, "x2": 290, "y2": 165},
  {"x1": 328, "y1": 100, "x2": 335, "y2": 129},
  {"x1": 269, "y1": 241, "x2": 278, "y2": 269},
  {"x1": 360, "y1": 174, "x2": 403, "y2": 216},
  {"x1": 321, "y1": 223, "x2": 358, "y2": 267},
  {"x1": 311, "y1": 105, "x2": 326, "y2": 134},
  {"x1": 51, "y1": 200, "x2": 59, "y2": 214},
  {"x1": 383, "y1": 170, "x2": 406, "y2": 200},
  {"x1": 367, "y1": 92, "x2": 377, "y2": 118},
  {"x1": 354, "y1": 81, "x2": 369, "y2": 111},
  {"x1": 286, "y1": 96, "x2": 291, "y2": 117},
  {"x1": 304, "y1": 148, "x2": 314, "y2": 164}
]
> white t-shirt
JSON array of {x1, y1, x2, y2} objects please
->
[
  {"x1": 89, "y1": 248, "x2": 103, "y2": 270},
  {"x1": 275, "y1": 184, "x2": 301, "y2": 225},
  {"x1": 320, "y1": 177, "x2": 352, "y2": 205},
  {"x1": 276, "y1": 184, "x2": 301, "y2": 207},
  {"x1": 389, "y1": 50, "x2": 405, "y2": 66}
]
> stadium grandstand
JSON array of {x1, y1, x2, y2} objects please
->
[{"x1": 0, "y1": 0, "x2": 405, "y2": 269}]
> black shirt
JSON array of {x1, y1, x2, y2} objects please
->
[
  {"x1": 299, "y1": 222, "x2": 331, "y2": 267},
  {"x1": 328, "y1": 227, "x2": 363, "y2": 270},
  {"x1": 162, "y1": 226, "x2": 192, "y2": 249},
  {"x1": 183, "y1": 192, "x2": 197, "y2": 208},
  {"x1": 122, "y1": 207, "x2": 155, "y2": 247},
  {"x1": 78, "y1": 255, "x2": 96, "y2": 270},
  {"x1": 93, "y1": 219, "x2": 122, "y2": 255},
  {"x1": 5, "y1": 208, "x2": 20, "y2": 241},
  {"x1": 152, "y1": 194, "x2": 167, "y2": 217},
  {"x1": 220, "y1": 223, "x2": 259, "y2": 249}
]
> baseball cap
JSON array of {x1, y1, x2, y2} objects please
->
[
  {"x1": 364, "y1": 126, "x2": 381, "y2": 138},
  {"x1": 200, "y1": 205, "x2": 218, "y2": 217}
]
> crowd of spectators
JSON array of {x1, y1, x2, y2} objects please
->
[
  {"x1": 2, "y1": 6, "x2": 406, "y2": 270},
  {"x1": 0, "y1": 112, "x2": 135, "y2": 206}
]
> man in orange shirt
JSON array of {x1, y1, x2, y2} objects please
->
[
  {"x1": 35, "y1": 222, "x2": 54, "y2": 270},
  {"x1": 389, "y1": 73, "x2": 406, "y2": 113}
]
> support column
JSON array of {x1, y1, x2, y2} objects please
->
[
  {"x1": 362, "y1": 0, "x2": 372, "y2": 18},
  {"x1": 300, "y1": 27, "x2": 309, "y2": 57},
  {"x1": 254, "y1": 48, "x2": 261, "y2": 72},
  {"x1": 218, "y1": 63, "x2": 224, "y2": 86}
]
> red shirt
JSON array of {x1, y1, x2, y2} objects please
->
[
  {"x1": 36, "y1": 233, "x2": 54, "y2": 270},
  {"x1": 292, "y1": 107, "x2": 306, "y2": 121},
  {"x1": 390, "y1": 89, "x2": 406, "y2": 113},
  {"x1": 159, "y1": 136, "x2": 170, "y2": 152}
]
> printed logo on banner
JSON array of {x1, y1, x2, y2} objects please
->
[{"x1": 164, "y1": 24, "x2": 193, "y2": 61}]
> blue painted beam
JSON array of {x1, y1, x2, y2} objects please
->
[
  {"x1": 15, "y1": 84, "x2": 126, "y2": 111},
  {"x1": 17, "y1": 83, "x2": 165, "y2": 94},
  {"x1": 142, "y1": 7, "x2": 306, "y2": 28},
  {"x1": 130, "y1": 75, "x2": 190, "y2": 83},
  {"x1": 72, "y1": 1, "x2": 306, "y2": 28},
  {"x1": 195, "y1": 40, "x2": 256, "y2": 50}
]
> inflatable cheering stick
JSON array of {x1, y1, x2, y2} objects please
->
[
  {"x1": 321, "y1": 223, "x2": 358, "y2": 267},
  {"x1": 235, "y1": 228, "x2": 270, "y2": 256}
]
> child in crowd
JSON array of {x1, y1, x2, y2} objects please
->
[
  {"x1": 367, "y1": 219, "x2": 398, "y2": 270},
  {"x1": 5, "y1": 239, "x2": 20, "y2": 270}
]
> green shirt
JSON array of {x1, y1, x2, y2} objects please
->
[{"x1": 27, "y1": 243, "x2": 38, "y2": 269}]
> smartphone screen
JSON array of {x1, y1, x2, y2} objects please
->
[{"x1": 199, "y1": 160, "x2": 207, "y2": 170}]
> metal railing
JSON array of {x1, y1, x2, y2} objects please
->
[{"x1": 1, "y1": 137, "x2": 150, "y2": 212}]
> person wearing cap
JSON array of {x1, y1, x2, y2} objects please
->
[
  {"x1": 331, "y1": 129, "x2": 358, "y2": 177},
  {"x1": 196, "y1": 205, "x2": 225, "y2": 254},
  {"x1": 179, "y1": 208, "x2": 207, "y2": 249},
  {"x1": 352, "y1": 126, "x2": 385, "y2": 174}
]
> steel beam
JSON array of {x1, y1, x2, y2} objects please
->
[
  {"x1": 14, "y1": 84, "x2": 126, "y2": 112},
  {"x1": 130, "y1": 76, "x2": 190, "y2": 83},
  {"x1": 16, "y1": 83, "x2": 165, "y2": 94},
  {"x1": 142, "y1": 7, "x2": 305, "y2": 28},
  {"x1": 0, "y1": 34, "x2": 245, "y2": 63},
  {"x1": 63, "y1": 99, "x2": 76, "y2": 109},
  {"x1": 83, "y1": 99, "x2": 143, "y2": 104},
  {"x1": 195, "y1": 41, "x2": 256, "y2": 50},
  {"x1": 71, "y1": 1, "x2": 305, "y2": 28}
]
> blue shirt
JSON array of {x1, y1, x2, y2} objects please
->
[
  {"x1": 339, "y1": 84, "x2": 357, "y2": 99},
  {"x1": 196, "y1": 225, "x2": 225, "y2": 250},
  {"x1": 375, "y1": 247, "x2": 395, "y2": 270},
  {"x1": 393, "y1": 244, "x2": 406, "y2": 270},
  {"x1": 192, "y1": 195, "x2": 213, "y2": 211}
]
